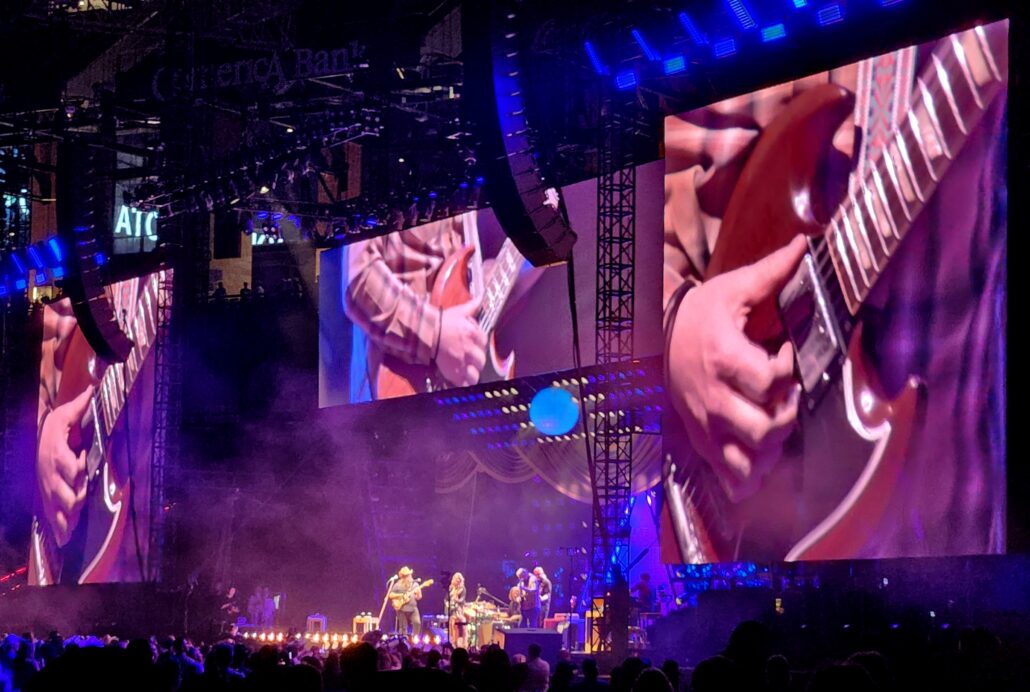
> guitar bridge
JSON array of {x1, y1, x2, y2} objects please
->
[{"x1": 778, "y1": 250, "x2": 846, "y2": 408}]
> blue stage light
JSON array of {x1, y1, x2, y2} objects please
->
[
  {"x1": 615, "y1": 70, "x2": 637, "y2": 90},
  {"x1": 530, "y1": 386, "x2": 580, "y2": 436},
  {"x1": 713, "y1": 38, "x2": 738, "y2": 59},
  {"x1": 94, "y1": 252, "x2": 107, "y2": 266},
  {"x1": 792, "y1": 0, "x2": 808, "y2": 7},
  {"x1": 678, "y1": 11, "x2": 708, "y2": 45},
  {"x1": 725, "y1": 1, "x2": 757, "y2": 30},
  {"x1": 27, "y1": 246, "x2": 44, "y2": 270},
  {"x1": 47, "y1": 237, "x2": 63, "y2": 262},
  {"x1": 880, "y1": 0, "x2": 904, "y2": 5},
  {"x1": 817, "y1": 3, "x2": 844, "y2": 25},
  {"x1": 761, "y1": 23, "x2": 787, "y2": 42},
  {"x1": 584, "y1": 41, "x2": 607, "y2": 75},
  {"x1": 663, "y1": 55, "x2": 686, "y2": 75},
  {"x1": 631, "y1": 29, "x2": 660, "y2": 61}
]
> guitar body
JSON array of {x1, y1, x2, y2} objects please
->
[
  {"x1": 675, "y1": 84, "x2": 923, "y2": 563},
  {"x1": 31, "y1": 326, "x2": 129, "y2": 585},
  {"x1": 377, "y1": 245, "x2": 516, "y2": 398}
]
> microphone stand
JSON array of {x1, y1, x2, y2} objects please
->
[
  {"x1": 476, "y1": 586, "x2": 507, "y2": 608},
  {"x1": 377, "y1": 576, "x2": 397, "y2": 630}
]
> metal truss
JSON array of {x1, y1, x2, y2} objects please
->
[
  {"x1": 150, "y1": 268, "x2": 180, "y2": 581},
  {"x1": 589, "y1": 86, "x2": 637, "y2": 657}
]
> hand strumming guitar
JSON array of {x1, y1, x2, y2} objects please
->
[
  {"x1": 36, "y1": 384, "x2": 93, "y2": 547},
  {"x1": 667, "y1": 236, "x2": 807, "y2": 502},
  {"x1": 435, "y1": 295, "x2": 487, "y2": 387}
]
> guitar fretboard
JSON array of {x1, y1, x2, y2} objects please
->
[
  {"x1": 820, "y1": 24, "x2": 1007, "y2": 317},
  {"x1": 479, "y1": 239, "x2": 525, "y2": 335},
  {"x1": 98, "y1": 271, "x2": 166, "y2": 437}
]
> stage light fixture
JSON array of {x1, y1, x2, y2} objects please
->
[
  {"x1": 631, "y1": 28, "x2": 660, "y2": 61},
  {"x1": 713, "y1": 38, "x2": 738, "y2": 58},
  {"x1": 584, "y1": 41, "x2": 607, "y2": 74},
  {"x1": 615, "y1": 70, "x2": 638, "y2": 90},
  {"x1": 678, "y1": 11, "x2": 708, "y2": 45},
  {"x1": 725, "y1": 1, "x2": 757, "y2": 30},
  {"x1": 663, "y1": 55, "x2": 686, "y2": 76},
  {"x1": 792, "y1": 0, "x2": 808, "y2": 7},
  {"x1": 761, "y1": 24, "x2": 787, "y2": 42},
  {"x1": 816, "y1": 3, "x2": 844, "y2": 25}
]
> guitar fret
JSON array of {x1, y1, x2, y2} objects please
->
[
  {"x1": 893, "y1": 131, "x2": 926, "y2": 202},
  {"x1": 829, "y1": 219, "x2": 863, "y2": 309},
  {"x1": 881, "y1": 153, "x2": 914, "y2": 223},
  {"x1": 905, "y1": 112, "x2": 939, "y2": 184},
  {"x1": 870, "y1": 169, "x2": 901, "y2": 239},
  {"x1": 849, "y1": 191, "x2": 883, "y2": 273},
  {"x1": 859, "y1": 181, "x2": 892, "y2": 256},
  {"x1": 950, "y1": 34, "x2": 984, "y2": 109},
  {"x1": 917, "y1": 77, "x2": 952, "y2": 160},
  {"x1": 974, "y1": 25, "x2": 1002, "y2": 82},
  {"x1": 933, "y1": 54, "x2": 968, "y2": 135},
  {"x1": 839, "y1": 212, "x2": 870, "y2": 287}
]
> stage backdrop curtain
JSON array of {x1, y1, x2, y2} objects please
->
[{"x1": 435, "y1": 434, "x2": 662, "y2": 502}]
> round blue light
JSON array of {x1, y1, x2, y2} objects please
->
[{"x1": 529, "y1": 386, "x2": 580, "y2": 436}]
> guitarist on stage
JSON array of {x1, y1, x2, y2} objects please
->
[
  {"x1": 389, "y1": 566, "x2": 423, "y2": 637},
  {"x1": 662, "y1": 28, "x2": 1007, "y2": 561}
]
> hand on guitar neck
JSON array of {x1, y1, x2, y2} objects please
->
[
  {"x1": 435, "y1": 296, "x2": 487, "y2": 387},
  {"x1": 36, "y1": 384, "x2": 94, "y2": 547},
  {"x1": 667, "y1": 237, "x2": 806, "y2": 502}
]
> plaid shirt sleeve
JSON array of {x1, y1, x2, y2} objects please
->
[{"x1": 344, "y1": 233, "x2": 443, "y2": 366}]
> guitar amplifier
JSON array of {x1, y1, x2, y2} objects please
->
[
  {"x1": 306, "y1": 614, "x2": 327, "y2": 634},
  {"x1": 492, "y1": 627, "x2": 563, "y2": 666},
  {"x1": 351, "y1": 614, "x2": 379, "y2": 634}
]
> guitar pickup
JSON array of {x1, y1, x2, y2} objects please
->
[{"x1": 778, "y1": 249, "x2": 846, "y2": 407}]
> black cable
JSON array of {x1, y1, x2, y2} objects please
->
[
  {"x1": 565, "y1": 254, "x2": 606, "y2": 569},
  {"x1": 119, "y1": 307, "x2": 148, "y2": 584}
]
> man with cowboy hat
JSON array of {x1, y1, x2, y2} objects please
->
[{"x1": 389, "y1": 566, "x2": 423, "y2": 636}]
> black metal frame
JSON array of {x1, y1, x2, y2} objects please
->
[{"x1": 589, "y1": 85, "x2": 636, "y2": 656}]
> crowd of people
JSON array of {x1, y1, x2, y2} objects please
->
[
  {"x1": 2, "y1": 618, "x2": 1027, "y2": 692},
  {"x1": 209, "y1": 277, "x2": 304, "y2": 304}
]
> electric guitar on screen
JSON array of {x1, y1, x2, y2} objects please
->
[
  {"x1": 30, "y1": 271, "x2": 164, "y2": 585},
  {"x1": 665, "y1": 24, "x2": 1007, "y2": 563},
  {"x1": 390, "y1": 579, "x2": 434, "y2": 610},
  {"x1": 376, "y1": 238, "x2": 525, "y2": 398}
]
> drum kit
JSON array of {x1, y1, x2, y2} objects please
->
[{"x1": 459, "y1": 601, "x2": 518, "y2": 648}]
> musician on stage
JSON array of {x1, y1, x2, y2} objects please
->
[
  {"x1": 516, "y1": 568, "x2": 541, "y2": 628},
  {"x1": 533, "y1": 567, "x2": 553, "y2": 623},
  {"x1": 447, "y1": 572, "x2": 468, "y2": 648},
  {"x1": 389, "y1": 566, "x2": 423, "y2": 637},
  {"x1": 630, "y1": 573, "x2": 657, "y2": 612},
  {"x1": 508, "y1": 584, "x2": 523, "y2": 625}
]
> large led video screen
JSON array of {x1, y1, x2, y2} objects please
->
[
  {"x1": 661, "y1": 22, "x2": 1008, "y2": 563},
  {"x1": 30, "y1": 269, "x2": 170, "y2": 585},
  {"x1": 319, "y1": 166, "x2": 664, "y2": 406}
]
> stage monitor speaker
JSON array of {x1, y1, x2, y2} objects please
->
[
  {"x1": 492, "y1": 628, "x2": 563, "y2": 666},
  {"x1": 463, "y1": 1, "x2": 576, "y2": 267}
]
